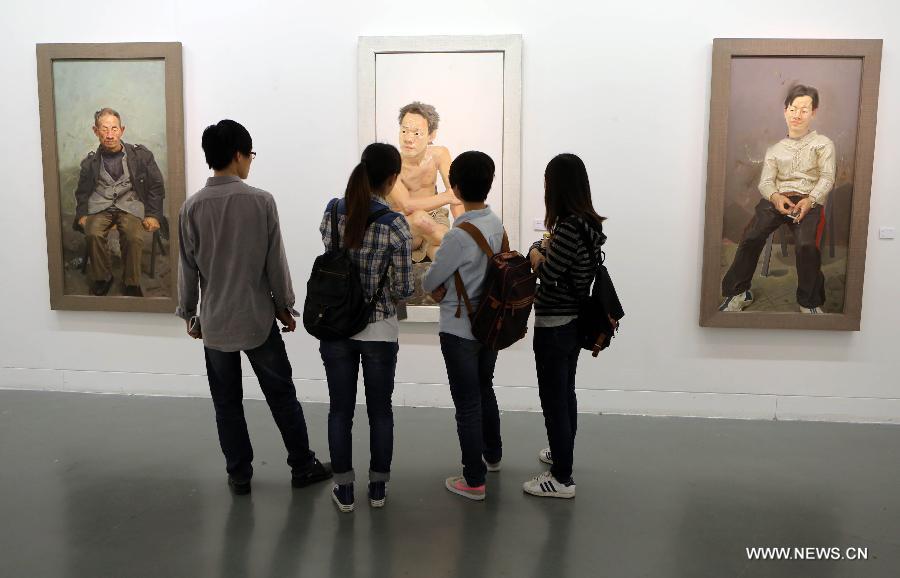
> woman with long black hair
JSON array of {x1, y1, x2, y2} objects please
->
[
  {"x1": 318, "y1": 143, "x2": 414, "y2": 512},
  {"x1": 523, "y1": 153, "x2": 606, "y2": 499}
]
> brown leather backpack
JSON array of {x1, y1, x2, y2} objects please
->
[{"x1": 453, "y1": 222, "x2": 537, "y2": 351}]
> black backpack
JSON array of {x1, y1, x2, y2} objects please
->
[
  {"x1": 303, "y1": 201, "x2": 392, "y2": 341},
  {"x1": 569, "y1": 220, "x2": 625, "y2": 357},
  {"x1": 452, "y1": 222, "x2": 537, "y2": 351}
]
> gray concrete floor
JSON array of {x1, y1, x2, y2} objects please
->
[{"x1": 1, "y1": 390, "x2": 898, "y2": 578}]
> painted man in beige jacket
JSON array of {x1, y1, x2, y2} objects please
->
[{"x1": 720, "y1": 84, "x2": 836, "y2": 314}]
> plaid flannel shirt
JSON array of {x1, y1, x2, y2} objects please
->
[{"x1": 320, "y1": 197, "x2": 414, "y2": 323}]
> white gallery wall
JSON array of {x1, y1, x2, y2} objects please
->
[{"x1": 1, "y1": 0, "x2": 898, "y2": 422}]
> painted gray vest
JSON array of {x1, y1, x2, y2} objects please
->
[{"x1": 87, "y1": 154, "x2": 145, "y2": 219}]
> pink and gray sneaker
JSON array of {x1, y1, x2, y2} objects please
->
[{"x1": 445, "y1": 476, "x2": 485, "y2": 501}]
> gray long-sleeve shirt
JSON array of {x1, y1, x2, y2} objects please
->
[{"x1": 176, "y1": 175, "x2": 296, "y2": 352}]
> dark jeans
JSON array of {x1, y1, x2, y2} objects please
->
[
  {"x1": 439, "y1": 332, "x2": 501, "y2": 487},
  {"x1": 722, "y1": 197, "x2": 825, "y2": 308},
  {"x1": 319, "y1": 339, "x2": 398, "y2": 485},
  {"x1": 204, "y1": 323, "x2": 316, "y2": 482},
  {"x1": 534, "y1": 320, "x2": 580, "y2": 483}
]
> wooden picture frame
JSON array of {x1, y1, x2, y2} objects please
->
[
  {"x1": 699, "y1": 38, "x2": 882, "y2": 331},
  {"x1": 37, "y1": 42, "x2": 185, "y2": 313},
  {"x1": 358, "y1": 35, "x2": 522, "y2": 322}
]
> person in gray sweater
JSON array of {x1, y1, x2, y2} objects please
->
[
  {"x1": 177, "y1": 120, "x2": 331, "y2": 495},
  {"x1": 423, "y1": 151, "x2": 504, "y2": 502}
]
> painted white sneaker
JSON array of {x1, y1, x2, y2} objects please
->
[
  {"x1": 523, "y1": 471, "x2": 575, "y2": 499},
  {"x1": 538, "y1": 448, "x2": 553, "y2": 465},
  {"x1": 800, "y1": 306, "x2": 825, "y2": 314},
  {"x1": 719, "y1": 290, "x2": 754, "y2": 312}
]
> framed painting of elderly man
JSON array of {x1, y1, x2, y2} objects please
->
[
  {"x1": 699, "y1": 39, "x2": 882, "y2": 331},
  {"x1": 37, "y1": 42, "x2": 185, "y2": 313},
  {"x1": 358, "y1": 35, "x2": 522, "y2": 322}
]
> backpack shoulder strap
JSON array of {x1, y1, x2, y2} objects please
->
[
  {"x1": 453, "y1": 271, "x2": 475, "y2": 318},
  {"x1": 457, "y1": 222, "x2": 495, "y2": 257},
  {"x1": 366, "y1": 207, "x2": 392, "y2": 226},
  {"x1": 329, "y1": 199, "x2": 340, "y2": 251},
  {"x1": 366, "y1": 207, "x2": 396, "y2": 305}
]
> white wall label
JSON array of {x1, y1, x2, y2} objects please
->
[{"x1": 879, "y1": 227, "x2": 896, "y2": 240}]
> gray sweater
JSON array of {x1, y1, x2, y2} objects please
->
[{"x1": 176, "y1": 176, "x2": 296, "y2": 352}]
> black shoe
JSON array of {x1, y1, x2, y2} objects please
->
[
  {"x1": 368, "y1": 481, "x2": 386, "y2": 508},
  {"x1": 123, "y1": 285, "x2": 144, "y2": 297},
  {"x1": 90, "y1": 277, "x2": 113, "y2": 296},
  {"x1": 291, "y1": 459, "x2": 333, "y2": 488},
  {"x1": 228, "y1": 476, "x2": 251, "y2": 495},
  {"x1": 332, "y1": 483, "x2": 354, "y2": 513}
]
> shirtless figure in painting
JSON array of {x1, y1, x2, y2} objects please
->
[{"x1": 387, "y1": 102, "x2": 463, "y2": 262}]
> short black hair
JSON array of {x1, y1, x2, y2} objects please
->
[
  {"x1": 449, "y1": 151, "x2": 494, "y2": 202},
  {"x1": 201, "y1": 120, "x2": 252, "y2": 170},
  {"x1": 784, "y1": 85, "x2": 819, "y2": 110}
]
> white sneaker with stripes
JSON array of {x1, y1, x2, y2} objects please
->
[
  {"x1": 538, "y1": 448, "x2": 553, "y2": 465},
  {"x1": 523, "y1": 471, "x2": 575, "y2": 499}
]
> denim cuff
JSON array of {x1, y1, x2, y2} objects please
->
[
  {"x1": 333, "y1": 468, "x2": 355, "y2": 485},
  {"x1": 369, "y1": 469, "x2": 391, "y2": 483}
]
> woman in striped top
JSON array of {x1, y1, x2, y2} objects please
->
[{"x1": 523, "y1": 153, "x2": 606, "y2": 500}]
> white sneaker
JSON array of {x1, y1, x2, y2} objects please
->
[
  {"x1": 800, "y1": 306, "x2": 824, "y2": 314},
  {"x1": 483, "y1": 457, "x2": 501, "y2": 472},
  {"x1": 719, "y1": 290, "x2": 754, "y2": 312},
  {"x1": 523, "y1": 471, "x2": 575, "y2": 499},
  {"x1": 538, "y1": 448, "x2": 553, "y2": 465}
]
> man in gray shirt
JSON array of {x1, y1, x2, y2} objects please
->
[{"x1": 176, "y1": 119, "x2": 331, "y2": 495}]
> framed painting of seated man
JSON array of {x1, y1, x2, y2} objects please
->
[
  {"x1": 699, "y1": 39, "x2": 882, "y2": 331},
  {"x1": 37, "y1": 42, "x2": 185, "y2": 313},
  {"x1": 358, "y1": 35, "x2": 522, "y2": 322}
]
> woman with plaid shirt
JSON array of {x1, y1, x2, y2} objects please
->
[{"x1": 318, "y1": 143, "x2": 414, "y2": 512}]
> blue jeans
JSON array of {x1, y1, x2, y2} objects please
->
[
  {"x1": 204, "y1": 323, "x2": 316, "y2": 482},
  {"x1": 319, "y1": 339, "x2": 398, "y2": 485},
  {"x1": 534, "y1": 320, "x2": 581, "y2": 482},
  {"x1": 439, "y1": 332, "x2": 501, "y2": 487}
]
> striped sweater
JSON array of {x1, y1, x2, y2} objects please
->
[{"x1": 530, "y1": 215, "x2": 606, "y2": 317}]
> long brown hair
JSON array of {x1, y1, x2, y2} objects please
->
[
  {"x1": 343, "y1": 143, "x2": 401, "y2": 249},
  {"x1": 543, "y1": 153, "x2": 605, "y2": 232}
]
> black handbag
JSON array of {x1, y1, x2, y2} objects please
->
[{"x1": 572, "y1": 221, "x2": 624, "y2": 357}]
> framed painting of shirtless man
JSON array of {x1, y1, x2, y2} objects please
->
[
  {"x1": 358, "y1": 35, "x2": 522, "y2": 322},
  {"x1": 699, "y1": 39, "x2": 882, "y2": 331},
  {"x1": 37, "y1": 42, "x2": 185, "y2": 313}
]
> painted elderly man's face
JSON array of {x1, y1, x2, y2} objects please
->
[
  {"x1": 93, "y1": 114, "x2": 125, "y2": 153},
  {"x1": 784, "y1": 95, "x2": 816, "y2": 135},
  {"x1": 399, "y1": 113, "x2": 433, "y2": 158}
]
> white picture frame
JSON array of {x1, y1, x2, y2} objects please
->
[{"x1": 358, "y1": 35, "x2": 522, "y2": 323}]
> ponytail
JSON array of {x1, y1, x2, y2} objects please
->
[
  {"x1": 343, "y1": 162, "x2": 372, "y2": 249},
  {"x1": 342, "y1": 143, "x2": 402, "y2": 249}
]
